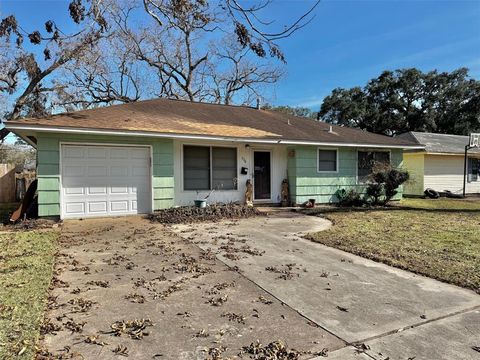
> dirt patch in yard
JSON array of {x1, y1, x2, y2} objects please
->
[{"x1": 39, "y1": 216, "x2": 343, "y2": 359}]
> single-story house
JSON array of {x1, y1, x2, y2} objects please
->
[
  {"x1": 5, "y1": 99, "x2": 421, "y2": 219},
  {"x1": 399, "y1": 131, "x2": 480, "y2": 196}
]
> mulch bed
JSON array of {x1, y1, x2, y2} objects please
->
[{"x1": 147, "y1": 204, "x2": 262, "y2": 224}]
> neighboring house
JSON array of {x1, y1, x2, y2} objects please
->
[
  {"x1": 5, "y1": 99, "x2": 421, "y2": 219},
  {"x1": 399, "y1": 131, "x2": 480, "y2": 196}
]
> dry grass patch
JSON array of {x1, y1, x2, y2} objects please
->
[
  {"x1": 0, "y1": 231, "x2": 57, "y2": 359},
  {"x1": 306, "y1": 198, "x2": 480, "y2": 293}
]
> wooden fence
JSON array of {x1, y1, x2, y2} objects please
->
[{"x1": 0, "y1": 164, "x2": 16, "y2": 203}]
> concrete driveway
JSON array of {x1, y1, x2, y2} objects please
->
[
  {"x1": 172, "y1": 211, "x2": 480, "y2": 360},
  {"x1": 41, "y1": 217, "x2": 344, "y2": 359}
]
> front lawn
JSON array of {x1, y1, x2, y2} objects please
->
[
  {"x1": 0, "y1": 230, "x2": 58, "y2": 359},
  {"x1": 306, "y1": 198, "x2": 480, "y2": 293}
]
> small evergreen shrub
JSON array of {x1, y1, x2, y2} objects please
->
[
  {"x1": 366, "y1": 165, "x2": 409, "y2": 205},
  {"x1": 335, "y1": 188, "x2": 364, "y2": 207}
]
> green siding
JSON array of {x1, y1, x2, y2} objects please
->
[
  {"x1": 36, "y1": 133, "x2": 174, "y2": 217},
  {"x1": 288, "y1": 146, "x2": 404, "y2": 205}
]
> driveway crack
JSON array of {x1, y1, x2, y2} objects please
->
[{"x1": 351, "y1": 304, "x2": 480, "y2": 346}]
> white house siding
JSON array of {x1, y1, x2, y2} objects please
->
[
  {"x1": 424, "y1": 154, "x2": 480, "y2": 194},
  {"x1": 173, "y1": 139, "x2": 288, "y2": 206}
]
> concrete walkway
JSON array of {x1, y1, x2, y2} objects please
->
[{"x1": 172, "y1": 212, "x2": 480, "y2": 360}]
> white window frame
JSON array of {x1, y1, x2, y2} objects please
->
[
  {"x1": 182, "y1": 144, "x2": 239, "y2": 192},
  {"x1": 356, "y1": 149, "x2": 392, "y2": 184},
  {"x1": 317, "y1": 147, "x2": 339, "y2": 173},
  {"x1": 467, "y1": 157, "x2": 480, "y2": 183}
]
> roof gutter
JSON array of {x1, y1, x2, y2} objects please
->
[{"x1": 5, "y1": 124, "x2": 425, "y2": 150}]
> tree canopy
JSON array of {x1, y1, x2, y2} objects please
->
[
  {"x1": 319, "y1": 68, "x2": 480, "y2": 136},
  {"x1": 0, "y1": 0, "x2": 320, "y2": 123},
  {"x1": 261, "y1": 104, "x2": 318, "y2": 119}
]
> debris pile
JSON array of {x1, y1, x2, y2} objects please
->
[
  {"x1": 86, "y1": 280, "x2": 110, "y2": 288},
  {"x1": 112, "y1": 344, "x2": 129, "y2": 356},
  {"x1": 85, "y1": 334, "x2": 108, "y2": 346},
  {"x1": 208, "y1": 294, "x2": 228, "y2": 306},
  {"x1": 40, "y1": 318, "x2": 62, "y2": 335},
  {"x1": 257, "y1": 296, "x2": 273, "y2": 305},
  {"x1": 125, "y1": 292, "x2": 146, "y2": 303},
  {"x1": 206, "y1": 282, "x2": 235, "y2": 295},
  {"x1": 265, "y1": 264, "x2": 301, "y2": 280},
  {"x1": 64, "y1": 318, "x2": 86, "y2": 333},
  {"x1": 240, "y1": 340, "x2": 301, "y2": 360},
  {"x1": 148, "y1": 204, "x2": 261, "y2": 224},
  {"x1": 68, "y1": 297, "x2": 95, "y2": 313},
  {"x1": 219, "y1": 242, "x2": 265, "y2": 260},
  {"x1": 106, "y1": 318, "x2": 153, "y2": 339},
  {"x1": 222, "y1": 312, "x2": 246, "y2": 324}
]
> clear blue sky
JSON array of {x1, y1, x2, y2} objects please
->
[{"x1": 1, "y1": 0, "x2": 480, "y2": 111}]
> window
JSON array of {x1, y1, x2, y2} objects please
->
[
  {"x1": 212, "y1": 147, "x2": 237, "y2": 190},
  {"x1": 183, "y1": 146, "x2": 210, "y2": 190},
  {"x1": 318, "y1": 149, "x2": 337, "y2": 172},
  {"x1": 183, "y1": 145, "x2": 237, "y2": 191},
  {"x1": 468, "y1": 158, "x2": 479, "y2": 182},
  {"x1": 357, "y1": 151, "x2": 390, "y2": 183}
]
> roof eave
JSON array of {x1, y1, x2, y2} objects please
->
[{"x1": 5, "y1": 123, "x2": 424, "y2": 150}]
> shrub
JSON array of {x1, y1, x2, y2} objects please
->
[
  {"x1": 335, "y1": 188, "x2": 364, "y2": 207},
  {"x1": 365, "y1": 182, "x2": 383, "y2": 205},
  {"x1": 366, "y1": 166, "x2": 409, "y2": 205}
]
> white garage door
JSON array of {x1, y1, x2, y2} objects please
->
[{"x1": 61, "y1": 144, "x2": 151, "y2": 219}]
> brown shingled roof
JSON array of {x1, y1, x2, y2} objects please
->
[{"x1": 7, "y1": 98, "x2": 419, "y2": 147}]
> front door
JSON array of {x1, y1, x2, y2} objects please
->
[{"x1": 253, "y1": 151, "x2": 271, "y2": 200}]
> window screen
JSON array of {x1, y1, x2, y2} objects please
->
[
  {"x1": 318, "y1": 149, "x2": 337, "y2": 172},
  {"x1": 183, "y1": 146, "x2": 210, "y2": 190},
  {"x1": 212, "y1": 147, "x2": 237, "y2": 190},
  {"x1": 468, "y1": 158, "x2": 479, "y2": 182},
  {"x1": 357, "y1": 151, "x2": 390, "y2": 182}
]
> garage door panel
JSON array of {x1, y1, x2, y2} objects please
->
[
  {"x1": 110, "y1": 201, "x2": 129, "y2": 212},
  {"x1": 131, "y1": 148, "x2": 148, "y2": 159},
  {"x1": 111, "y1": 186, "x2": 129, "y2": 194},
  {"x1": 88, "y1": 147, "x2": 107, "y2": 158},
  {"x1": 87, "y1": 186, "x2": 107, "y2": 195},
  {"x1": 88, "y1": 202, "x2": 108, "y2": 213},
  {"x1": 132, "y1": 166, "x2": 149, "y2": 176},
  {"x1": 64, "y1": 166, "x2": 84, "y2": 177},
  {"x1": 61, "y1": 145, "x2": 151, "y2": 219},
  {"x1": 87, "y1": 166, "x2": 108, "y2": 177},
  {"x1": 65, "y1": 202, "x2": 85, "y2": 215},
  {"x1": 65, "y1": 187, "x2": 85, "y2": 195},
  {"x1": 110, "y1": 148, "x2": 129, "y2": 159},
  {"x1": 111, "y1": 166, "x2": 128, "y2": 177},
  {"x1": 64, "y1": 146, "x2": 85, "y2": 159}
]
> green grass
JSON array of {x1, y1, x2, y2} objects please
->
[
  {"x1": 400, "y1": 197, "x2": 480, "y2": 210},
  {"x1": 0, "y1": 231, "x2": 58, "y2": 359},
  {"x1": 306, "y1": 198, "x2": 480, "y2": 293}
]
